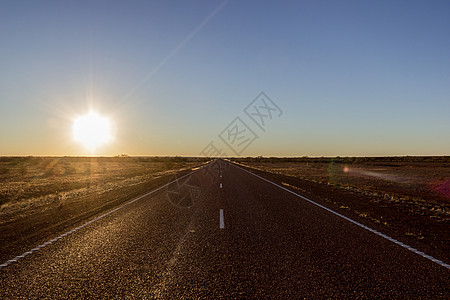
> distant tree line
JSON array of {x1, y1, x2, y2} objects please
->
[
  {"x1": 2, "y1": 155, "x2": 448, "y2": 165},
  {"x1": 0, "y1": 156, "x2": 211, "y2": 164},
  {"x1": 231, "y1": 156, "x2": 450, "y2": 164}
]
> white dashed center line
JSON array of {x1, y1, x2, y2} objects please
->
[{"x1": 219, "y1": 209, "x2": 225, "y2": 229}]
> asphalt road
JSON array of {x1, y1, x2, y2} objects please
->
[{"x1": 1, "y1": 159, "x2": 449, "y2": 298}]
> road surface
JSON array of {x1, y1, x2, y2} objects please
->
[{"x1": 1, "y1": 159, "x2": 448, "y2": 298}]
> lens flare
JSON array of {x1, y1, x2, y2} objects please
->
[
  {"x1": 430, "y1": 179, "x2": 450, "y2": 199},
  {"x1": 341, "y1": 166, "x2": 402, "y2": 182}
]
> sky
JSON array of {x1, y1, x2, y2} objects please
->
[{"x1": 0, "y1": 0, "x2": 449, "y2": 157}]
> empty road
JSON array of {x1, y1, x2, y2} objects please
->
[{"x1": 1, "y1": 159, "x2": 449, "y2": 298}]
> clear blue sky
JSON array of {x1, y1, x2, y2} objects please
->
[{"x1": 1, "y1": 0, "x2": 449, "y2": 156}]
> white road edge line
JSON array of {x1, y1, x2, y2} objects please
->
[
  {"x1": 220, "y1": 209, "x2": 225, "y2": 229},
  {"x1": 0, "y1": 164, "x2": 210, "y2": 269},
  {"x1": 233, "y1": 163, "x2": 450, "y2": 270},
  {"x1": 220, "y1": 183, "x2": 223, "y2": 188}
]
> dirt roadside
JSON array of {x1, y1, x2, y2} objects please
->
[
  {"x1": 0, "y1": 165, "x2": 202, "y2": 263},
  {"x1": 232, "y1": 161, "x2": 450, "y2": 265}
]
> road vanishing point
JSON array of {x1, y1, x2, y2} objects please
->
[{"x1": 1, "y1": 159, "x2": 448, "y2": 298}]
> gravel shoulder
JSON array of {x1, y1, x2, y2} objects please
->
[{"x1": 232, "y1": 160, "x2": 450, "y2": 264}]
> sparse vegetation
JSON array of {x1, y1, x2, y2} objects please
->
[
  {"x1": 233, "y1": 156, "x2": 450, "y2": 220},
  {"x1": 233, "y1": 156, "x2": 450, "y2": 164},
  {"x1": 0, "y1": 156, "x2": 209, "y2": 215}
]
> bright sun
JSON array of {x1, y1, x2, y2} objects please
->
[{"x1": 73, "y1": 112, "x2": 112, "y2": 151}]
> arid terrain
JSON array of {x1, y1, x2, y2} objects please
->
[
  {"x1": 0, "y1": 157, "x2": 449, "y2": 298},
  {"x1": 0, "y1": 156, "x2": 208, "y2": 260},
  {"x1": 1, "y1": 156, "x2": 449, "y2": 266},
  {"x1": 232, "y1": 156, "x2": 450, "y2": 263}
]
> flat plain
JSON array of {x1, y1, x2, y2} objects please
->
[
  {"x1": 233, "y1": 157, "x2": 450, "y2": 263},
  {"x1": 0, "y1": 158, "x2": 448, "y2": 298},
  {"x1": 0, "y1": 156, "x2": 207, "y2": 262}
]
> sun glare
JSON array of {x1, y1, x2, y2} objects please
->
[{"x1": 73, "y1": 112, "x2": 112, "y2": 151}]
